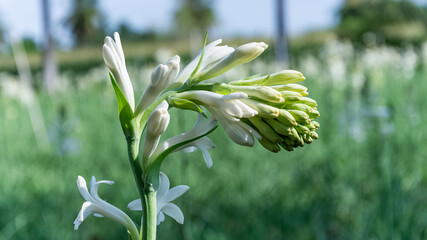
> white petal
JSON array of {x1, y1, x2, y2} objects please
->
[
  {"x1": 127, "y1": 199, "x2": 142, "y2": 211},
  {"x1": 156, "y1": 172, "x2": 170, "y2": 199},
  {"x1": 157, "y1": 211, "x2": 165, "y2": 225},
  {"x1": 201, "y1": 147, "x2": 213, "y2": 168},
  {"x1": 163, "y1": 185, "x2": 189, "y2": 202},
  {"x1": 74, "y1": 201, "x2": 94, "y2": 230},
  {"x1": 199, "y1": 45, "x2": 234, "y2": 70},
  {"x1": 113, "y1": 32, "x2": 125, "y2": 63},
  {"x1": 175, "y1": 39, "x2": 224, "y2": 84},
  {"x1": 164, "y1": 55, "x2": 180, "y2": 87},
  {"x1": 221, "y1": 92, "x2": 248, "y2": 101},
  {"x1": 240, "y1": 121, "x2": 262, "y2": 140},
  {"x1": 76, "y1": 176, "x2": 92, "y2": 201},
  {"x1": 93, "y1": 213, "x2": 104, "y2": 218},
  {"x1": 222, "y1": 120, "x2": 255, "y2": 146},
  {"x1": 182, "y1": 146, "x2": 198, "y2": 153},
  {"x1": 234, "y1": 100, "x2": 258, "y2": 118},
  {"x1": 90, "y1": 177, "x2": 114, "y2": 201},
  {"x1": 102, "y1": 44, "x2": 118, "y2": 71},
  {"x1": 161, "y1": 203, "x2": 185, "y2": 224}
]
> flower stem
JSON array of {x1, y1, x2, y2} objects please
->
[
  {"x1": 127, "y1": 137, "x2": 157, "y2": 240},
  {"x1": 141, "y1": 184, "x2": 157, "y2": 240}
]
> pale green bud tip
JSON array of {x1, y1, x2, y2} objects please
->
[
  {"x1": 269, "y1": 70, "x2": 305, "y2": 85},
  {"x1": 234, "y1": 42, "x2": 268, "y2": 62},
  {"x1": 194, "y1": 42, "x2": 268, "y2": 82},
  {"x1": 227, "y1": 85, "x2": 284, "y2": 103}
]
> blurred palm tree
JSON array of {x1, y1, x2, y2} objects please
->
[
  {"x1": 175, "y1": 0, "x2": 215, "y2": 56},
  {"x1": 175, "y1": 0, "x2": 215, "y2": 37},
  {"x1": 275, "y1": 0, "x2": 289, "y2": 67},
  {"x1": 65, "y1": 0, "x2": 106, "y2": 46},
  {"x1": 41, "y1": 0, "x2": 58, "y2": 92}
]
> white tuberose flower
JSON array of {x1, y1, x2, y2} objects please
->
[
  {"x1": 150, "y1": 114, "x2": 217, "y2": 165},
  {"x1": 128, "y1": 172, "x2": 189, "y2": 225},
  {"x1": 74, "y1": 176, "x2": 139, "y2": 239},
  {"x1": 175, "y1": 90, "x2": 261, "y2": 146},
  {"x1": 103, "y1": 32, "x2": 135, "y2": 111}
]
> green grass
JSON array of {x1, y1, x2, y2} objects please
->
[{"x1": 0, "y1": 64, "x2": 427, "y2": 239}]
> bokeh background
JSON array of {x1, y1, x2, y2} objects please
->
[{"x1": 1, "y1": 0, "x2": 427, "y2": 239}]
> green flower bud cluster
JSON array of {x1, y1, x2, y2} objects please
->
[{"x1": 229, "y1": 73, "x2": 320, "y2": 152}]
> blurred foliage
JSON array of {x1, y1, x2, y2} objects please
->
[
  {"x1": 174, "y1": 0, "x2": 215, "y2": 37},
  {"x1": 1, "y1": 39, "x2": 427, "y2": 239},
  {"x1": 21, "y1": 37, "x2": 39, "y2": 53},
  {"x1": 337, "y1": 0, "x2": 427, "y2": 45},
  {"x1": 115, "y1": 23, "x2": 159, "y2": 42},
  {"x1": 64, "y1": 0, "x2": 106, "y2": 46}
]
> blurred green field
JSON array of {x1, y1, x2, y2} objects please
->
[{"x1": 1, "y1": 42, "x2": 427, "y2": 240}]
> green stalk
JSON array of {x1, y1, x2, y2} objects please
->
[
  {"x1": 127, "y1": 137, "x2": 158, "y2": 240},
  {"x1": 141, "y1": 184, "x2": 157, "y2": 240}
]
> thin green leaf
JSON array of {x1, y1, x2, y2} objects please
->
[
  {"x1": 189, "y1": 32, "x2": 209, "y2": 81},
  {"x1": 110, "y1": 73, "x2": 138, "y2": 138},
  {"x1": 260, "y1": 75, "x2": 271, "y2": 86},
  {"x1": 242, "y1": 73, "x2": 262, "y2": 80}
]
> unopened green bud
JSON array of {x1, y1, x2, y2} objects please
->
[
  {"x1": 306, "y1": 122, "x2": 317, "y2": 130},
  {"x1": 296, "y1": 134, "x2": 305, "y2": 146},
  {"x1": 277, "y1": 109, "x2": 297, "y2": 126},
  {"x1": 288, "y1": 110, "x2": 310, "y2": 124},
  {"x1": 278, "y1": 141, "x2": 294, "y2": 152},
  {"x1": 195, "y1": 42, "x2": 268, "y2": 81},
  {"x1": 289, "y1": 127, "x2": 300, "y2": 141},
  {"x1": 229, "y1": 70, "x2": 305, "y2": 86},
  {"x1": 281, "y1": 91, "x2": 303, "y2": 102},
  {"x1": 308, "y1": 109, "x2": 320, "y2": 118},
  {"x1": 267, "y1": 70, "x2": 305, "y2": 85},
  {"x1": 259, "y1": 138, "x2": 281, "y2": 153},
  {"x1": 264, "y1": 118, "x2": 293, "y2": 136},
  {"x1": 300, "y1": 91, "x2": 309, "y2": 96},
  {"x1": 303, "y1": 134, "x2": 313, "y2": 144},
  {"x1": 227, "y1": 85, "x2": 284, "y2": 103},
  {"x1": 249, "y1": 117, "x2": 282, "y2": 143},
  {"x1": 286, "y1": 103, "x2": 314, "y2": 114},
  {"x1": 282, "y1": 137, "x2": 295, "y2": 147},
  {"x1": 309, "y1": 131, "x2": 319, "y2": 140},
  {"x1": 312, "y1": 121, "x2": 320, "y2": 128},
  {"x1": 271, "y1": 83, "x2": 308, "y2": 93},
  {"x1": 299, "y1": 97, "x2": 317, "y2": 107},
  {"x1": 240, "y1": 99, "x2": 279, "y2": 118},
  {"x1": 295, "y1": 124, "x2": 310, "y2": 134}
]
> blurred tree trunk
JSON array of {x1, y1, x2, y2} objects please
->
[
  {"x1": 41, "y1": 0, "x2": 58, "y2": 92},
  {"x1": 275, "y1": 0, "x2": 289, "y2": 68}
]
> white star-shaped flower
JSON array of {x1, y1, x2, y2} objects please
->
[
  {"x1": 128, "y1": 172, "x2": 189, "y2": 225},
  {"x1": 74, "y1": 176, "x2": 139, "y2": 239}
]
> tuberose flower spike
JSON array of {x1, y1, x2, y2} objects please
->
[{"x1": 245, "y1": 81, "x2": 320, "y2": 152}]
